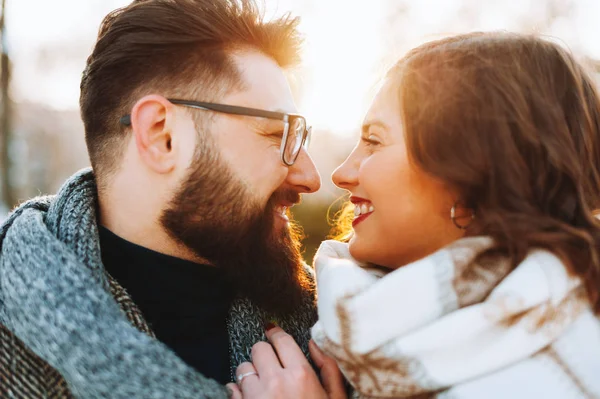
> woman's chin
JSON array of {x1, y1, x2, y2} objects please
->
[
  {"x1": 347, "y1": 236, "x2": 362, "y2": 257},
  {"x1": 348, "y1": 235, "x2": 402, "y2": 270},
  {"x1": 348, "y1": 235, "x2": 376, "y2": 264}
]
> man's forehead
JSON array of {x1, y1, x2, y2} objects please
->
[{"x1": 226, "y1": 50, "x2": 298, "y2": 114}]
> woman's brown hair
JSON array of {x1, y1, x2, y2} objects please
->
[{"x1": 388, "y1": 32, "x2": 600, "y2": 312}]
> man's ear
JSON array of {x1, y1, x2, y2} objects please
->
[{"x1": 130, "y1": 95, "x2": 177, "y2": 174}]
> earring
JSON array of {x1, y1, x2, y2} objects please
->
[{"x1": 450, "y1": 201, "x2": 475, "y2": 230}]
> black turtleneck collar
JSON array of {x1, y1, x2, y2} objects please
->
[{"x1": 99, "y1": 226, "x2": 234, "y2": 385}]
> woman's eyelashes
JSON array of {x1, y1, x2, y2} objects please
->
[{"x1": 361, "y1": 134, "x2": 382, "y2": 151}]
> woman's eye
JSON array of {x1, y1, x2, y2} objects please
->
[{"x1": 361, "y1": 135, "x2": 381, "y2": 147}]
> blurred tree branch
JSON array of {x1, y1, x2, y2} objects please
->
[{"x1": 0, "y1": 0, "x2": 15, "y2": 209}]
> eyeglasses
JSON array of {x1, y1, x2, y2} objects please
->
[{"x1": 120, "y1": 99, "x2": 312, "y2": 166}]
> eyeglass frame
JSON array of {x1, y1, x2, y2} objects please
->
[{"x1": 119, "y1": 98, "x2": 312, "y2": 166}]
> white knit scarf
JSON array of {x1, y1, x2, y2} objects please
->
[{"x1": 311, "y1": 238, "x2": 600, "y2": 399}]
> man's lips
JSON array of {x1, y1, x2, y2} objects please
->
[{"x1": 274, "y1": 202, "x2": 297, "y2": 222}]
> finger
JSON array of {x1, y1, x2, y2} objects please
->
[
  {"x1": 235, "y1": 362, "x2": 259, "y2": 389},
  {"x1": 266, "y1": 326, "x2": 309, "y2": 368},
  {"x1": 309, "y1": 339, "x2": 327, "y2": 369},
  {"x1": 251, "y1": 341, "x2": 282, "y2": 375},
  {"x1": 226, "y1": 383, "x2": 242, "y2": 399},
  {"x1": 310, "y1": 340, "x2": 346, "y2": 399}
]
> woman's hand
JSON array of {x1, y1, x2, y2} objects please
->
[
  {"x1": 226, "y1": 327, "x2": 346, "y2": 399},
  {"x1": 309, "y1": 339, "x2": 346, "y2": 399}
]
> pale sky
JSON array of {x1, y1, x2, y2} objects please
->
[{"x1": 7, "y1": 0, "x2": 600, "y2": 134}]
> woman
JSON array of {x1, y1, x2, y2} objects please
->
[
  {"x1": 314, "y1": 32, "x2": 600, "y2": 398},
  {"x1": 234, "y1": 32, "x2": 600, "y2": 398}
]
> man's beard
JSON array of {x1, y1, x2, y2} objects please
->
[{"x1": 160, "y1": 140, "x2": 313, "y2": 316}]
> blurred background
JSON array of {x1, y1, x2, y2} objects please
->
[{"x1": 2, "y1": 0, "x2": 600, "y2": 262}]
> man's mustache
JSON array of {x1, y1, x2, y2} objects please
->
[{"x1": 268, "y1": 189, "x2": 301, "y2": 209}]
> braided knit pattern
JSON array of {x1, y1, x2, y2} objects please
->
[
  {"x1": 0, "y1": 168, "x2": 318, "y2": 398},
  {"x1": 227, "y1": 293, "x2": 317, "y2": 372}
]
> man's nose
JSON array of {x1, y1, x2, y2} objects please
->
[{"x1": 285, "y1": 148, "x2": 321, "y2": 194}]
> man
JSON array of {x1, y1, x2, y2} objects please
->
[{"x1": 0, "y1": 0, "x2": 333, "y2": 397}]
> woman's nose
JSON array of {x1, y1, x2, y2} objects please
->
[{"x1": 332, "y1": 154, "x2": 359, "y2": 190}]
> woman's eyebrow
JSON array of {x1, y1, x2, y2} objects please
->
[{"x1": 361, "y1": 120, "x2": 389, "y2": 134}]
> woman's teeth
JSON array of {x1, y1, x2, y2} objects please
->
[{"x1": 354, "y1": 203, "x2": 374, "y2": 218}]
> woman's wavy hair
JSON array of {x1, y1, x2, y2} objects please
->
[{"x1": 336, "y1": 32, "x2": 600, "y2": 313}]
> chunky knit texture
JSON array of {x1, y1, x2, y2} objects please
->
[{"x1": 0, "y1": 168, "x2": 317, "y2": 398}]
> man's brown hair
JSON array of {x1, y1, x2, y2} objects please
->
[
  {"x1": 80, "y1": 0, "x2": 302, "y2": 181},
  {"x1": 391, "y1": 32, "x2": 600, "y2": 312}
]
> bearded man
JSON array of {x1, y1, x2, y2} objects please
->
[{"x1": 0, "y1": 1, "x2": 343, "y2": 398}]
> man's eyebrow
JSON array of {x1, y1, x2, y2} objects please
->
[
  {"x1": 255, "y1": 107, "x2": 292, "y2": 116},
  {"x1": 361, "y1": 120, "x2": 389, "y2": 134},
  {"x1": 255, "y1": 118, "x2": 285, "y2": 132},
  {"x1": 255, "y1": 108, "x2": 292, "y2": 122},
  {"x1": 252, "y1": 107, "x2": 297, "y2": 130}
]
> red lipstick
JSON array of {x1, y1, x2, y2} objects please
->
[{"x1": 349, "y1": 196, "x2": 374, "y2": 227}]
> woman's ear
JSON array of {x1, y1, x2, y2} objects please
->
[{"x1": 129, "y1": 95, "x2": 177, "y2": 174}]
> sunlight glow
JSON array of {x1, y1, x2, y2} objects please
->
[
  {"x1": 298, "y1": 1, "x2": 385, "y2": 133},
  {"x1": 7, "y1": 0, "x2": 600, "y2": 137}
]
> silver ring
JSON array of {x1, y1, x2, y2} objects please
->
[{"x1": 236, "y1": 371, "x2": 258, "y2": 384}]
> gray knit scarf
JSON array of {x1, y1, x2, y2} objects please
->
[{"x1": 0, "y1": 168, "x2": 317, "y2": 398}]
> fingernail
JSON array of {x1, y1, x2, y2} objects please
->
[{"x1": 265, "y1": 321, "x2": 276, "y2": 331}]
